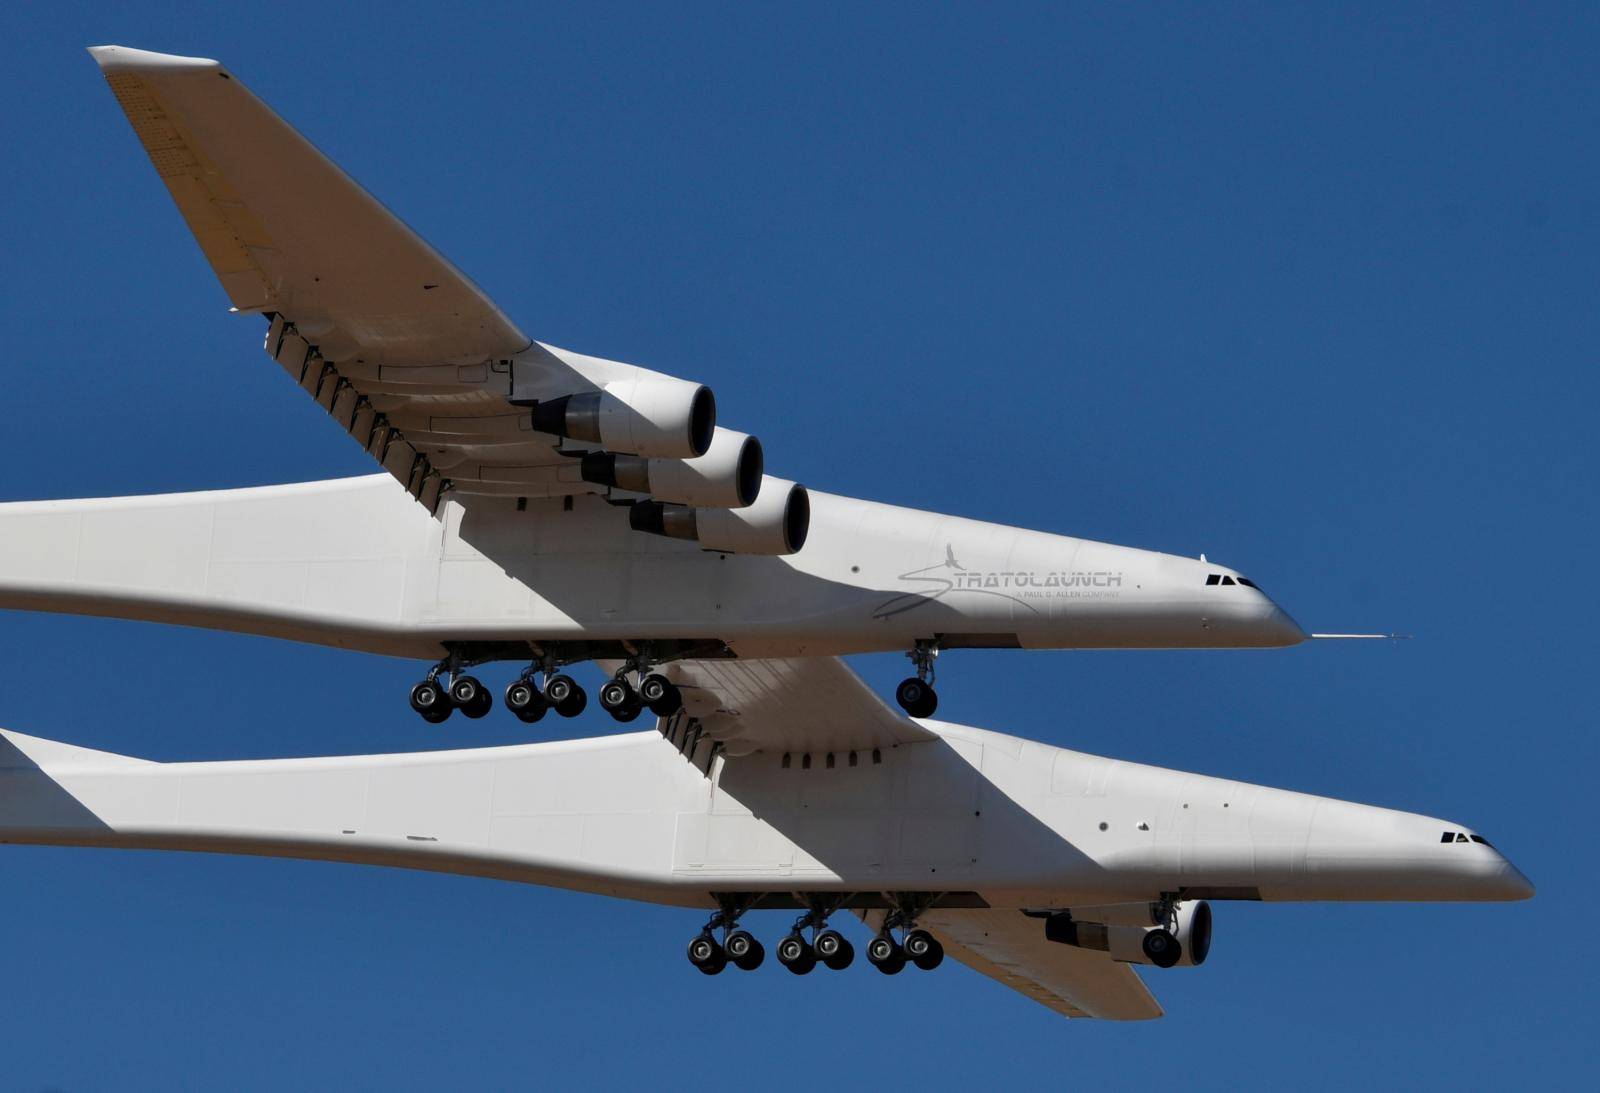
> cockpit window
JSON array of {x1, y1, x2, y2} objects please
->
[
  {"x1": 1238, "y1": 577, "x2": 1258, "y2": 589},
  {"x1": 1205, "y1": 573, "x2": 1261, "y2": 589},
  {"x1": 1206, "y1": 574, "x2": 1221, "y2": 585},
  {"x1": 1441, "y1": 830, "x2": 1495, "y2": 848}
]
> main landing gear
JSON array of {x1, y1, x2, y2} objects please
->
[
  {"x1": 409, "y1": 654, "x2": 591, "y2": 725},
  {"x1": 408, "y1": 659, "x2": 495, "y2": 724},
  {"x1": 867, "y1": 898, "x2": 945, "y2": 975},
  {"x1": 598, "y1": 661, "x2": 684, "y2": 725},
  {"x1": 895, "y1": 639, "x2": 940, "y2": 719},
  {"x1": 686, "y1": 894, "x2": 945, "y2": 978},
  {"x1": 687, "y1": 896, "x2": 765, "y2": 976},
  {"x1": 406, "y1": 645, "x2": 696, "y2": 725},
  {"x1": 775, "y1": 897, "x2": 854, "y2": 976},
  {"x1": 503, "y1": 669, "x2": 588, "y2": 724}
]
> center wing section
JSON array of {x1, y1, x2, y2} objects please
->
[{"x1": 660, "y1": 657, "x2": 936, "y2": 758}]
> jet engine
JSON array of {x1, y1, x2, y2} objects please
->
[
  {"x1": 528, "y1": 376, "x2": 715, "y2": 459},
  {"x1": 580, "y1": 428, "x2": 764, "y2": 508},
  {"x1": 629, "y1": 477, "x2": 809, "y2": 556},
  {"x1": 1044, "y1": 900, "x2": 1212, "y2": 969}
]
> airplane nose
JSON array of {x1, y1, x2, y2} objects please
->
[
  {"x1": 1491, "y1": 860, "x2": 1535, "y2": 901},
  {"x1": 1264, "y1": 604, "x2": 1308, "y2": 646}
]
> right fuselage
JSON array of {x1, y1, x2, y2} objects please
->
[{"x1": 0, "y1": 475, "x2": 1305, "y2": 661}]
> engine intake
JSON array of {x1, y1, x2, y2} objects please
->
[
  {"x1": 580, "y1": 428, "x2": 764, "y2": 508},
  {"x1": 529, "y1": 377, "x2": 715, "y2": 459},
  {"x1": 1044, "y1": 900, "x2": 1211, "y2": 968},
  {"x1": 629, "y1": 477, "x2": 809, "y2": 556}
]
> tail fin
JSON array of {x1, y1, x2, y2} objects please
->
[{"x1": 0, "y1": 729, "x2": 153, "y2": 772}]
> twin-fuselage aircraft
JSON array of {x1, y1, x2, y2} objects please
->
[{"x1": 0, "y1": 44, "x2": 1528, "y2": 1021}]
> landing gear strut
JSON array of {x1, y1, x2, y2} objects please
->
[
  {"x1": 895, "y1": 639, "x2": 940, "y2": 718},
  {"x1": 686, "y1": 895, "x2": 764, "y2": 976},
  {"x1": 870, "y1": 895, "x2": 944, "y2": 974},
  {"x1": 601, "y1": 652, "x2": 684, "y2": 724},
  {"x1": 409, "y1": 655, "x2": 493, "y2": 723},
  {"x1": 777, "y1": 895, "x2": 853, "y2": 975}
]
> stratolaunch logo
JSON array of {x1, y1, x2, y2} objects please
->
[{"x1": 871, "y1": 546, "x2": 1124, "y2": 620}]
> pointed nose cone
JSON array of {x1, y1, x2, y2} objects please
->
[
  {"x1": 1264, "y1": 604, "x2": 1308, "y2": 647},
  {"x1": 1490, "y1": 860, "x2": 1535, "y2": 902}
]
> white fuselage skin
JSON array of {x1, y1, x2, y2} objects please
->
[
  {"x1": 0, "y1": 719, "x2": 1529, "y2": 910},
  {"x1": 0, "y1": 475, "x2": 1304, "y2": 661}
]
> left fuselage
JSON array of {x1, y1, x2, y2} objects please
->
[
  {"x1": 0, "y1": 475, "x2": 1305, "y2": 662},
  {"x1": 0, "y1": 719, "x2": 1529, "y2": 909}
]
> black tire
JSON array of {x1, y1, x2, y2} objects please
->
[
  {"x1": 1142, "y1": 928, "x2": 1180, "y2": 968},
  {"x1": 421, "y1": 706, "x2": 451, "y2": 725},
  {"x1": 558, "y1": 685, "x2": 587, "y2": 718},
  {"x1": 815, "y1": 929, "x2": 854, "y2": 971},
  {"x1": 776, "y1": 933, "x2": 815, "y2": 975},
  {"x1": 599, "y1": 678, "x2": 636, "y2": 714},
  {"x1": 449, "y1": 675, "x2": 485, "y2": 708},
  {"x1": 640, "y1": 674, "x2": 682, "y2": 715},
  {"x1": 905, "y1": 929, "x2": 944, "y2": 970},
  {"x1": 896, "y1": 678, "x2": 938, "y2": 718},
  {"x1": 410, "y1": 680, "x2": 448, "y2": 717},
  {"x1": 688, "y1": 933, "x2": 725, "y2": 974},
  {"x1": 545, "y1": 675, "x2": 587, "y2": 718},
  {"x1": 461, "y1": 687, "x2": 493, "y2": 719},
  {"x1": 610, "y1": 700, "x2": 642, "y2": 723},
  {"x1": 725, "y1": 930, "x2": 764, "y2": 971},
  {"x1": 866, "y1": 933, "x2": 905, "y2": 975},
  {"x1": 505, "y1": 679, "x2": 547, "y2": 717}
]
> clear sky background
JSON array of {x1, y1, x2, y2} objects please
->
[{"x1": 0, "y1": 3, "x2": 1594, "y2": 1089}]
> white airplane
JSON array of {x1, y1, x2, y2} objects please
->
[
  {"x1": 0, "y1": 45, "x2": 1341, "y2": 726},
  {"x1": 0, "y1": 656, "x2": 1531, "y2": 1019}
]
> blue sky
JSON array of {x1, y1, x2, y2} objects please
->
[{"x1": 1, "y1": 3, "x2": 1594, "y2": 1088}]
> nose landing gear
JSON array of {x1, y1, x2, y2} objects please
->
[{"x1": 895, "y1": 639, "x2": 940, "y2": 718}]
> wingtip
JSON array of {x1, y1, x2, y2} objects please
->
[{"x1": 87, "y1": 44, "x2": 222, "y2": 74}]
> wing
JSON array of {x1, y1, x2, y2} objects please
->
[
  {"x1": 89, "y1": 45, "x2": 526, "y2": 365},
  {"x1": 89, "y1": 46, "x2": 765, "y2": 522},
  {"x1": 660, "y1": 657, "x2": 937, "y2": 758},
  {"x1": 912, "y1": 909, "x2": 1163, "y2": 1021}
]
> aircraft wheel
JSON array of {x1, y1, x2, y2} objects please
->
[
  {"x1": 505, "y1": 679, "x2": 548, "y2": 723},
  {"x1": 600, "y1": 678, "x2": 639, "y2": 720},
  {"x1": 450, "y1": 675, "x2": 490, "y2": 715},
  {"x1": 688, "y1": 933, "x2": 726, "y2": 975},
  {"x1": 640, "y1": 673, "x2": 682, "y2": 716},
  {"x1": 866, "y1": 933, "x2": 905, "y2": 975},
  {"x1": 904, "y1": 929, "x2": 944, "y2": 970},
  {"x1": 895, "y1": 678, "x2": 938, "y2": 719},
  {"x1": 814, "y1": 929, "x2": 854, "y2": 971},
  {"x1": 410, "y1": 680, "x2": 450, "y2": 720},
  {"x1": 1142, "y1": 928, "x2": 1180, "y2": 969},
  {"x1": 776, "y1": 933, "x2": 816, "y2": 975},
  {"x1": 725, "y1": 930, "x2": 764, "y2": 971},
  {"x1": 545, "y1": 675, "x2": 587, "y2": 718}
]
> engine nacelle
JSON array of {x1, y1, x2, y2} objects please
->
[
  {"x1": 580, "y1": 428, "x2": 764, "y2": 508},
  {"x1": 529, "y1": 376, "x2": 715, "y2": 459},
  {"x1": 1044, "y1": 900, "x2": 1212, "y2": 969},
  {"x1": 629, "y1": 477, "x2": 809, "y2": 555}
]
